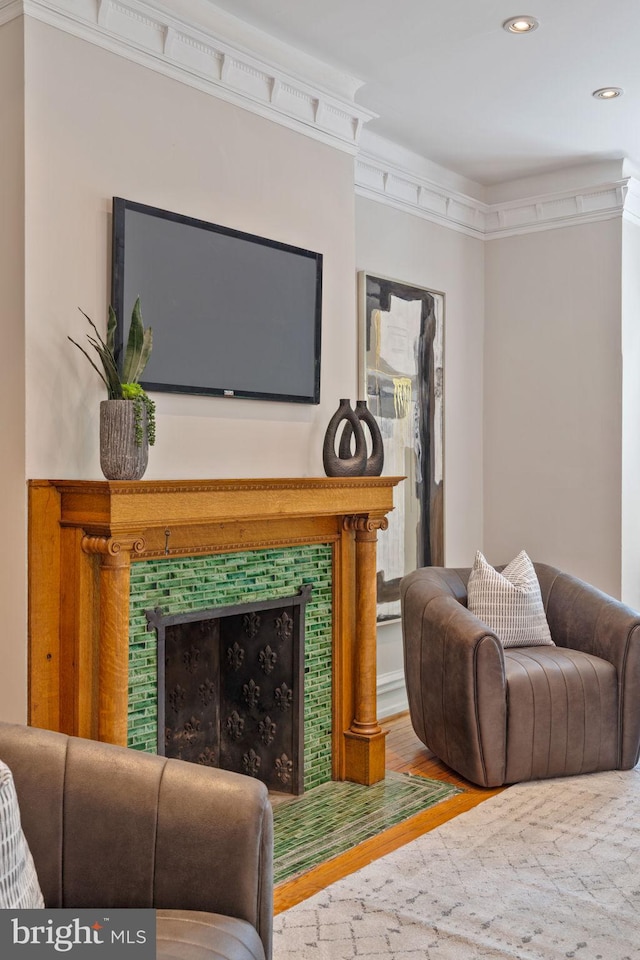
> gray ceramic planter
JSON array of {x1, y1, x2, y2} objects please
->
[{"x1": 99, "y1": 399, "x2": 148, "y2": 480}]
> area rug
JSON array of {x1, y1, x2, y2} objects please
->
[
  {"x1": 273, "y1": 764, "x2": 640, "y2": 959},
  {"x1": 273, "y1": 773, "x2": 459, "y2": 885}
]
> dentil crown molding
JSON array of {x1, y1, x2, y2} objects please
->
[
  {"x1": 355, "y1": 151, "x2": 486, "y2": 240},
  {"x1": 3, "y1": 0, "x2": 637, "y2": 238},
  {"x1": 622, "y1": 177, "x2": 640, "y2": 228},
  {"x1": 7, "y1": 0, "x2": 375, "y2": 153},
  {"x1": 0, "y1": 0, "x2": 21, "y2": 24},
  {"x1": 355, "y1": 149, "x2": 634, "y2": 241}
]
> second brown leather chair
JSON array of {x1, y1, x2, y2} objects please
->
[
  {"x1": 401, "y1": 562, "x2": 640, "y2": 787},
  {"x1": 0, "y1": 723, "x2": 273, "y2": 960}
]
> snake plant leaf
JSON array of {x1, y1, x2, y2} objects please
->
[
  {"x1": 67, "y1": 337, "x2": 111, "y2": 392},
  {"x1": 70, "y1": 309, "x2": 123, "y2": 399},
  {"x1": 70, "y1": 299, "x2": 152, "y2": 402},
  {"x1": 132, "y1": 326, "x2": 153, "y2": 383},
  {"x1": 86, "y1": 337, "x2": 123, "y2": 399},
  {"x1": 78, "y1": 309, "x2": 110, "y2": 352},
  {"x1": 106, "y1": 305, "x2": 117, "y2": 355},
  {"x1": 123, "y1": 296, "x2": 146, "y2": 383}
]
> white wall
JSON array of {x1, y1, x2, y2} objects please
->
[
  {"x1": 484, "y1": 219, "x2": 623, "y2": 597},
  {"x1": 355, "y1": 196, "x2": 485, "y2": 715},
  {"x1": 621, "y1": 215, "x2": 640, "y2": 609},
  {"x1": 0, "y1": 17, "x2": 27, "y2": 722},
  {"x1": 24, "y1": 19, "x2": 358, "y2": 481}
]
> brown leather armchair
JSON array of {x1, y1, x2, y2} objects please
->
[
  {"x1": 401, "y1": 563, "x2": 640, "y2": 788},
  {"x1": 0, "y1": 723, "x2": 273, "y2": 960}
]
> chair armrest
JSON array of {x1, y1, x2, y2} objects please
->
[
  {"x1": 540, "y1": 565, "x2": 640, "y2": 768},
  {"x1": 153, "y1": 753, "x2": 273, "y2": 960},
  {"x1": 401, "y1": 568, "x2": 508, "y2": 787},
  {"x1": 0, "y1": 724, "x2": 273, "y2": 959}
]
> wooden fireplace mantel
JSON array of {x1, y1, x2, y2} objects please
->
[{"x1": 28, "y1": 476, "x2": 403, "y2": 785}]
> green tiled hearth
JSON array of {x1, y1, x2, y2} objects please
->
[
  {"x1": 272, "y1": 773, "x2": 460, "y2": 884},
  {"x1": 128, "y1": 544, "x2": 333, "y2": 791}
]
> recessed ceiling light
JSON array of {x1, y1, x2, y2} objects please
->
[
  {"x1": 503, "y1": 15, "x2": 539, "y2": 33},
  {"x1": 592, "y1": 87, "x2": 623, "y2": 100}
]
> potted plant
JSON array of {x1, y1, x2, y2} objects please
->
[{"x1": 69, "y1": 297, "x2": 156, "y2": 480}]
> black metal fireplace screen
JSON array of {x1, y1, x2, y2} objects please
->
[{"x1": 147, "y1": 584, "x2": 311, "y2": 794}]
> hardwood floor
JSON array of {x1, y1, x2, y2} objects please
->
[{"x1": 274, "y1": 712, "x2": 503, "y2": 914}]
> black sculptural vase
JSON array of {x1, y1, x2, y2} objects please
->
[
  {"x1": 338, "y1": 399, "x2": 384, "y2": 477},
  {"x1": 322, "y1": 399, "x2": 367, "y2": 477}
]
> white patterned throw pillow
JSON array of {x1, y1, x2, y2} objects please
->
[
  {"x1": 0, "y1": 759, "x2": 44, "y2": 908},
  {"x1": 467, "y1": 550, "x2": 554, "y2": 648}
]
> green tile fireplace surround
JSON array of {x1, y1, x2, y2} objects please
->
[
  {"x1": 28, "y1": 478, "x2": 402, "y2": 786},
  {"x1": 128, "y1": 545, "x2": 333, "y2": 791}
]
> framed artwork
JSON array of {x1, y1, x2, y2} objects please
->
[{"x1": 358, "y1": 272, "x2": 444, "y2": 621}]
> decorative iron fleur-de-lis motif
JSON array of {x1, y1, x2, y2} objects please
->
[
  {"x1": 226, "y1": 642, "x2": 245, "y2": 671},
  {"x1": 197, "y1": 746, "x2": 216, "y2": 766},
  {"x1": 258, "y1": 645, "x2": 277, "y2": 675},
  {"x1": 274, "y1": 683, "x2": 293, "y2": 711},
  {"x1": 183, "y1": 645, "x2": 201, "y2": 674},
  {"x1": 168, "y1": 684, "x2": 186, "y2": 714},
  {"x1": 183, "y1": 716, "x2": 201, "y2": 745},
  {"x1": 198, "y1": 678, "x2": 216, "y2": 706},
  {"x1": 225, "y1": 710, "x2": 245, "y2": 740},
  {"x1": 274, "y1": 753, "x2": 293, "y2": 784},
  {"x1": 275, "y1": 610, "x2": 293, "y2": 643},
  {"x1": 242, "y1": 749, "x2": 261, "y2": 777},
  {"x1": 243, "y1": 612, "x2": 261, "y2": 639},
  {"x1": 258, "y1": 716, "x2": 277, "y2": 745},
  {"x1": 243, "y1": 678, "x2": 260, "y2": 708}
]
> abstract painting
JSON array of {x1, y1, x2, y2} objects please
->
[{"x1": 359, "y1": 273, "x2": 444, "y2": 620}]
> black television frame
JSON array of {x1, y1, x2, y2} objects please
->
[{"x1": 111, "y1": 197, "x2": 323, "y2": 404}]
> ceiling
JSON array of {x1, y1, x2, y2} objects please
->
[{"x1": 206, "y1": 0, "x2": 640, "y2": 187}]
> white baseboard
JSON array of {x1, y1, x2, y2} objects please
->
[{"x1": 377, "y1": 668, "x2": 408, "y2": 720}]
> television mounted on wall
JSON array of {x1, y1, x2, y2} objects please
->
[{"x1": 111, "y1": 197, "x2": 323, "y2": 404}]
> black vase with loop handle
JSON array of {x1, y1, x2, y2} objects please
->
[
  {"x1": 322, "y1": 399, "x2": 368, "y2": 476},
  {"x1": 338, "y1": 399, "x2": 384, "y2": 476}
]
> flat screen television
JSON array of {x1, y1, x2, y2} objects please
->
[{"x1": 111, "y1": 197, "x2": 323, "y2": 403}]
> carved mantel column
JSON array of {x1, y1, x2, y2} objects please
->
[
  {"x1": 82, "y1": 534, "x2": 145, "y2": 746},
  {"x1": 343, "y1": 512, "x2": 389, "y2": 785}
]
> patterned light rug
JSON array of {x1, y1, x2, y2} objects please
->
[{"x1": 273, "y1": 765, "x2": 640, "y2": 959}]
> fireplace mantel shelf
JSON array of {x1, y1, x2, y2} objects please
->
[
  {"x1": 41, "y1": 476, "x2": 402, "y2": 540},
  {"x1": 29, "y1": 476, "x2": 403, "y2": 786}
]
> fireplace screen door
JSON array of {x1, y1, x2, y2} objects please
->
[{"x1": 147, "y1": 584, "x2": 311, "y2": 794}]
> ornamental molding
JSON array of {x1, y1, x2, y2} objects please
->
[
  {"x1": 343, "y1": 514, "x2": 389, "y2": 536},
  {"x1": 0, "y1": 0, "x2": 21, "y2": 26},
  {"x1": 7, "y1": 0, "x2": 375, "y2": 154},
  {"x1": 355, "y1": 151, "x2": 486, "y2": 240},
  {"x1": 622, "y1": 177, "x2": 640, "y2": 228},
  {"x1": 356, "y1": 151, "x2": 634, "y2": 240},
  {"x1": 485, "y1": 179, "x2": 631, "y2": 240},
  {"x1": 139, "y1": 532, "x2": 338, "y2": 560},
  {"x1": 3, "y1": 0, "x2": 637, "y2": 237},
  {"x1": 82, "y1": 534, "x2": 145, "y2": 556},
  {"x1": 53, "y1": 476, "x2": 400, "y2": 495},
  {"x1": 376, "y1": 668, "x2": 408, "y2": 720}
]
